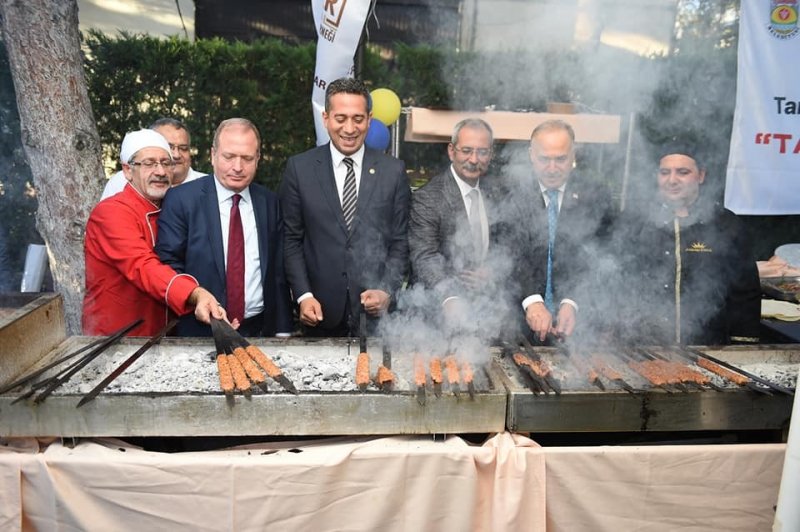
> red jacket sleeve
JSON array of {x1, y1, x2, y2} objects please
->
[{"x1": 86, "y1": 200, "x2": 198, "y2": 315}]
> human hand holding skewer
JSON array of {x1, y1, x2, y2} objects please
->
[
  {"x1": 299, "y1": 297, "x2": 323, "y2": 326},
  {"x1": 553, "y1": 304, "x2": 576, "y2": 337},
  {"x1": 189, "y1": 287, "x2": 229, "y2": 325},
  {"x1": 361, "y1": 289, "x2": 390, "y2": 316},
  {"x1": 525, "y1": 302, "x2": 553, "y2": 341}
]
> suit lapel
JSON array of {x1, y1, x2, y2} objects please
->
[
  {"x1": 443, "y1": 171, "x2": 470, "y2": 225},
  {"x1": 203, "y1": 176, "x2": 226, "y2": 283},
  {"x1": 315, "y1": 146, "x2": 349, "y2": 235},
  {"x1": 250, "y1": 186, "x2": 269, "y2": 281},
  {"x1": 556, "y1": 182, "x2": 588, "y2": 244},
  {"x1": 352, "y1": 151, "x2": 379, "y2": 235},
  {"x1": 560, "y1": 183, "x2": 580, "y2": 214}
]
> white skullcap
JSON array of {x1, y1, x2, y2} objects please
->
[{"x1": 119, "y1": 129, "x2": 172, "y2": 164}]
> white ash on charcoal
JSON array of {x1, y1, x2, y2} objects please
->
[
  {"x1": 268, "y1": 347, "x2": 360, "y2": 392},
  {"x1": 50, "y1": 345, "x2": 220, "y2": 395},
  {"x1": 33, "y1": 342, "x2": 446, "y2": 396},
  {"x1": 738, "y1": 362, "x2": 798, "y2": 389}
]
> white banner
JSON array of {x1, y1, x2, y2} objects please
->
[
  {"x1": 725, "y1": 1, "x2": 800, "y2": 214},
  {"x1": 311, "y1": 0, "x2": 372, "y2": 145}
]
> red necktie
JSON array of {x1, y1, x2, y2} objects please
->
[{"x1": 226, "y1": 193, "x2": 245, "y2": 323}]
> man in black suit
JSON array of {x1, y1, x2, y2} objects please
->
[
  {"x1": 612, "y1": 144, "x2": 760, "y2": 345},
  {"x1": 409, "y1": 118, "x2": 514, "y2": 331},
  {"x1": 155, "y1": 118, "x2": 292, "y2": 337},
  {"x1": 516, "y1": 120, "x2": 616, "y2": 341},
  {"x1": 279, "y1": 78, "x2": 410, "y2": 336}
]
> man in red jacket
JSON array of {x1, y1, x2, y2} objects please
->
[{"x1": 82, "y1": 129, "x2": 223, "y2": 336}]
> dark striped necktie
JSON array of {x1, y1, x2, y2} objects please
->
[{"x1": 342, "y1": 157, "x2": 357, "y2": 231}]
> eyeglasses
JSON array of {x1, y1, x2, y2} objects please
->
[
  {"x1": 169, "y1": 143, "x2": 190, "y2": 153},
  {"x1": 130, "y1": 159, "x2": 175, "y2": 170},
  {"x1": 453, "y1": 146, "x2": 491, "y2": 158}
]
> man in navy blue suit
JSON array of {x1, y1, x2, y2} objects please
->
[
  {"x1": 155, "y1": 118, "x2": 292, "y2": 337},
  {"x1": 280, "y1": 78, "x2": 410, "y2": 336}
]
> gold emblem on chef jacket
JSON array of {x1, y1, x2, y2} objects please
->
[{"x1": 687, "y1": 242, "x2": 712, "y2": 253}]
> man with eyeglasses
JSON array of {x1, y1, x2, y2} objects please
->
[
  {"x1": 83, "y1": 129, "x2": 224, "y2": 336},
  {"x1": 100, "y1": 117, "x2": 204, "y2": 200},
  {"x1": 409, "y1": 118, "x2": 516, "y2": 333},
  {"x1": 156, "y1": 118, "x2": 292, "y2": 337},
  {"x1": 515, "y1": 119, "x2": 616, "y2": 343}
]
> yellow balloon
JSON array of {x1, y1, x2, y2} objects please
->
[{"x1": 370, "y1": 88, "x2": 402, "y2": 125}]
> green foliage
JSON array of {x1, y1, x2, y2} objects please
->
[
  {"x1": 82, "y1": 15, "x2": 741, "y2": 195},
  {"x1": 83, "y1": 33, "x2": 604, "y2": 188},
  {"x1": 84, "y1": 31, "x2": 317, "y2": 190}
]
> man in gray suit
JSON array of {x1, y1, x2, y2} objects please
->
[
  {"x1": 280, "y1": 78, "x2": 410, "y2": 336},
  {"x1": 409, "y1": 118, "x2": 513, "y2": 330}
]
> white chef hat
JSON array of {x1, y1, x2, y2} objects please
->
[{"x1": 119, "y1": 129, "x2": 172, "y2": 164}]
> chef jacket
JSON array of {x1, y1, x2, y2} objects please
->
[
  {"x1": 82, "y1": 183, "x2": 199, "y2": 336},
  {"x1": 613, "y1": 199, "x2": 760, "y2": 345}
]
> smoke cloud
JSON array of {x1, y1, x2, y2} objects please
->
[{"x1": 382, "y1": 2, "x2": 750, "y2": 354}]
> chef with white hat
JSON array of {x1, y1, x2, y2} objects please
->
[
  {"x1": 82, "y1": 129, "x2": 226, "y2": 336},
  {"x1": 118, "y1": 128, "x2": 175, "y2": 205}
]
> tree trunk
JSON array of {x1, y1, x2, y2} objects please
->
[{"x1": 0, "y1": 0, "x2": 102, "y2": 334}]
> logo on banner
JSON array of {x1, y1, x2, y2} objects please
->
[
  {"x1": 319, "y1": 0, "x2": 348, "y2": 42},
  {"x1": 769, "y1": 0, "x2": 799, "y2": 39}
]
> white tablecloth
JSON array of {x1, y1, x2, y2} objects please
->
[{"x1": 0, "y1": 434, "x2": 785, "y2": 531}]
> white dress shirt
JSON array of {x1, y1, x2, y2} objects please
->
[
  {"x1": 214, "y1": 177, "x2": 264, "y2": 319},
  {"x1": 441, "y1": 168, "x2": 490, "y2": 307},
  {"x1": 450, "y1": 166, "x2": 489, "y2": 260},
  {"x1": 330, "y1": 143, "x2": 365, "y2": 204}
]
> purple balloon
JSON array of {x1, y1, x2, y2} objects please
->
[{"x1": 365, "y1": 120, "x2": 391, "y2": 152}]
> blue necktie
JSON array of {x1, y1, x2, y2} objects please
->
[{"x1": 544, "y1": 189, "x2": 559, "y2": 313}]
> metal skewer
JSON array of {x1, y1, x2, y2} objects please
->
[
  {"x1": 520, "y1": 336, "x2": 562, "y2": 395},
  {"x1": 501, "y1": 342, "x2": 546, "y2": 395},
  {"x1": 32, "y1": 318, "x2": 145, "y2": 404},
  {"x1": 680, "y1": 347, "x2": 794, "y2": 396},
  {"x1": 77, "y1": 318, "x2": 177, "y2": 407},
  {"x1": 1, "y1": 336, "x2": 108, "y2": 396},
  {"x1": 214, "y1": 317, "x2": 300, "y2": 394}
]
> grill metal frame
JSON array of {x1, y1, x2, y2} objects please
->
[{"x1": 0, "y1": 295, "x2": 796, "y2": 437}]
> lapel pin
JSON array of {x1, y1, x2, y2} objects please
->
[
  {"x1": 369, "y1": 168, "x2": 376, "y2": 174},
  {"x1": 572, "y1": 193, "x2": 579, "y2": 199}
]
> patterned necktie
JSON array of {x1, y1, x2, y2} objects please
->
[
  {"x1": 342, "y1": 157, "x2": 357, "y2": 231},
  {"x1": 544, "y1": 188, "x2": 559, "y2": 313},
  {"x1": 226, "y1": 193, "x2": 245, "y2": 323},
  {"x1": 468, "y1": 188, "x2": 483, "y2": 264}
]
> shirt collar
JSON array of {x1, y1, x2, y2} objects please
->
[
  {"x1": 449, "y1": 165, "x2": 480, "y2": 198},
  {"x1": 213, "y1": 175, "x2": 252, "y2": 205},
  {"x1": 330, "y1": 143, "x2": 365, "y2": 169},
  {"x1": 122, "y1": 182, "x2": 161, "y2": 211},
  {"x1": 538, "y1": 181, "x2": 566, "y2": 196}
]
